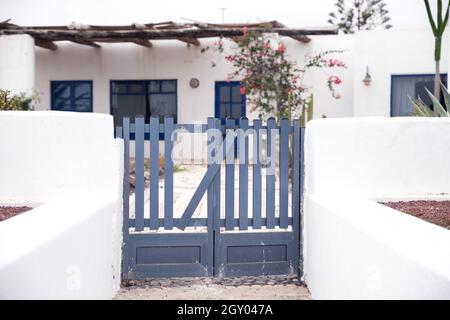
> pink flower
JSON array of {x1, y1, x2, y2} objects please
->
[
  {"x1": 277, "y1": 43, "x2": 286, "y2": 53},
  {"x1": 240, "y1": 86, "x2": 247, "y2": 95},
  {"x1": 327, "y1": 59, "x2": 346, "y2": 68},
  {"x1": 243, "y1": 26, "x2": 249, "y2": 36},
  {"x1": 225, "y1": 55, "x2": 235, "y2": 62},
  {"x1": 329, "y1": 75, "x2": 342, "y2": 85},
  {"x1": 264, "y1": 42, "x2": 271, "y2": 50}
]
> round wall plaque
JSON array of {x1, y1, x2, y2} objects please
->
[{"x1": 189, "y1": 78, "x2": 200, "y2": 88}]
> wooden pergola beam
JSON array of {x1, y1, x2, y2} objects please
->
[
  {"x1": 289, "y1": 35, "x2": 311, "y2": 43},
  {"x1": 34, "y1": 38, "x2": 57, "y2": 50},
  {"x1": 69, "y1": 38, "x2": 101, "y2": 48},
  {"x1": 130, "y1": 38, "x2": 153, "y2": 48},
  {"x1": 177, "y1": 37, "x2": 200, "y2": 46},
  {"x1": 0, "y1": 27, "x2": 337, "y2": 40}
]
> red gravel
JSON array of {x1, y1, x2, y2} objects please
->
[
  {"x1": 380, "y1": 201, "x2": 450, "y2": 230},
  {"x1": 0, "y1": 206, "x2": 32, "y2": 222}
]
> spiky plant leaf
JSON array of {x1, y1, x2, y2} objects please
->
[
  {"x1": 425, "y1": 87, "x2": 449, "y2": 117},
  {"x1": 441, "y1": 82, "x2": 450, "y2": 111},
  {"x1": 409, "y1": 95, "x2": 434, "y2": 117}
]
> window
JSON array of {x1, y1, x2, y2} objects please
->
[
  {"x1": 51, "y1": 81, "x2": 93, "y2": 112},
  {"x1": 391, "y1": 74, "x2": 448, "y2": 116},
  {"x1": 215, "y1": 81, "x2": 246, "y2": 124},
  {"x1": 110, "y1": 80, "x2": 177, "y2": 128}
]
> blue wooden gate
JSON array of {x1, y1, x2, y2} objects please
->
[{"x1": 116, "y1": 116, "x2": 304, "y2": 279}]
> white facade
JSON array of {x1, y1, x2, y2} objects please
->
[
  {"x1": 0, "y1": 28, "x2": 448, "y2": 121},
  {"x1": 0, "y1": 35, "x2": 35, "y2": 95},
  {"x1": 30, "y1": 35, "x2": 354, "y2": 121},
  {"x1": 304, "y1": 117, "x2": 450, "y2": 299},
  {"x1": 353, "y1": 28, "x2": 449, "y2": 116}
]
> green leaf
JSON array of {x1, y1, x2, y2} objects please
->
[
  {"x1": 409, "y1": 95, "x2": 431, "y2": 117},
  {"x1": 441, "y1": 81, "x2": 450, "y2": 111},
  {"x1": 425, "y1": 87, "x2": 448, "y2": 116}
]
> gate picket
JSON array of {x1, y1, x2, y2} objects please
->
[
  {"x1": 134, "y1": 116, "x2": 145, "y2": 231},
  {"x1": 252, "y1": 119, "x2": 262, "y2": 229},
  {"x1": 164, "y1": 117, "x2": 174, "y2": 230},
  {"x1": 149, "y1": 117, "x2": 159, "y2": 230},
  {"x1": 279, "y1": 118, "x2": 289, "y2": 229},
  {"x1": 238, "y1": 117, "x2": 249, "y2": 230},
  {"x1": 225, "y1": 118, "x2": 235, "y2": 231},
  {"x1": 119, "y1": 118, "x2": 130, "y2": 235},
  {"x1": 292, "y1": 119, "x2": 301, "y2": 274},
  {"x1": 266, "y1": 117, "x2": 276, "y2": 229}
]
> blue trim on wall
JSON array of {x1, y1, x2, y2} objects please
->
[
  {"x1": 214, "y1": 81, "x2": 246, "y2": 123},
  {"x1": 390, "y1": 73, "x2": 448, "y2": 117},
  {"x1": 50, "y1": 80, "x2": 93, "y2": 112}
]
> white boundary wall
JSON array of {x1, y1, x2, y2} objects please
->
[
  {"x1": 304, "y1": 117, "x2": 450, "y2": 299},
  {"x1": 0, "y1": 111, "x2": 123, "y2": 299}
]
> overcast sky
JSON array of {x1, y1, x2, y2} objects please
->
[{"x1": 0, "y1": 0, "x2": 441, "y2": 29}]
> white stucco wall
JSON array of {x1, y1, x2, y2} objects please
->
[
  {"x1": 0, "y1": 196, "x2": 121, "y2": 299},
  {"x1": 353, "y1": 28, "x2": 449, "y2": 116},
  {"x1": 0, "y1": 35, "x2": 35, "y2": 95},
  {"x1": 1, "y1": 28, "x2": 448, "y2": 121},
  {"x1": 304, "y1": 117, "x2": 450, "y2": 299},
  {"x1": 32, "y1": 36, "x2": 352, "y2": 120},
  {"x1": 0, "y1": 111, "x2": 122, "y2": 203},
  {"x1": 305, "y1": 117, "x2": 450, "y2": 198},
  {"x1": 0, "y1": 111, "x2": 123, "y2": 299},
  {"x1": 305, "y1": 194, "x2": 450, "y2": 300}
]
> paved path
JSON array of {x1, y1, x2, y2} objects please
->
[
  {"x1": 129, "y1": 164, "x2": 291, "y2": 230},
  {"x1": 115, "y1": 276, "x2": 310, "y2": 300}
]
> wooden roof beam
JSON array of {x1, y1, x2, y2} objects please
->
[
  {"x1": 69, "y1": 38, "x2": 101, "y2": 48},
  {"x1": 34, "y1": 38, "x2": 57, "y2": 50},
  {"x1": 130, "y1": 38, "x2": 153, "y2": 48},
  {"x1": 177, "y1": 37, "x2": 200, "y2": 46},
  {"x1": 289, "y1": 35, "x2": 311, "y2": 43},
  {"x1": 0, "y1": 27, "x2": 338, "y2": 39}
]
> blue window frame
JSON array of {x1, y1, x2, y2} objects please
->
[
  {"x1": 214, "y1": 81, "x2": 246, "y2": 125},
  {"x1": 110, "y1": 80, "x2": 177, "y2": 130},
  {"x1": 51, "y1": 80, "x2": 93, "y2": 112},
  {"x1": 390, "y1": 74, "x2": 448, "y2": 117}
]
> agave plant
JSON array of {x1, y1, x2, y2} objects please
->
[{"x1": 409, "y1": 82, "x2": 450, "y2": 117}]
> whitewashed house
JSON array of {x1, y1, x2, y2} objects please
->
[{"x1": 0, "y1": 20, "x2": 448, "y2": 129}]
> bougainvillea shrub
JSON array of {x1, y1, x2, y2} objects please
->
[{"x1": 202, "y1": 28, "x2": 346, "y2": 121}]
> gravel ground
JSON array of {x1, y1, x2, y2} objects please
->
[
  {"x1": 0, "y1": 206, "x2": 32, "y2": 222},
  {"x1": 115, "y1": 276, "x2": 311, "y2": 300},
  {"x1": 381, "y1": 200, "x2": 450, "y2": 229}
]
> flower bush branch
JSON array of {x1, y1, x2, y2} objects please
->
[{"x1": 202, "y1": 29, "x2": 347, "y2": 120}]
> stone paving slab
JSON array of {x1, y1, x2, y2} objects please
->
[{"x1": 116, "y1": 275, "x2": 311, "y2": 300}]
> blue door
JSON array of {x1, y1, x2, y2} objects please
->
[{"x1": 215, "y1": 81, "x2": 246, "y2": 123}]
